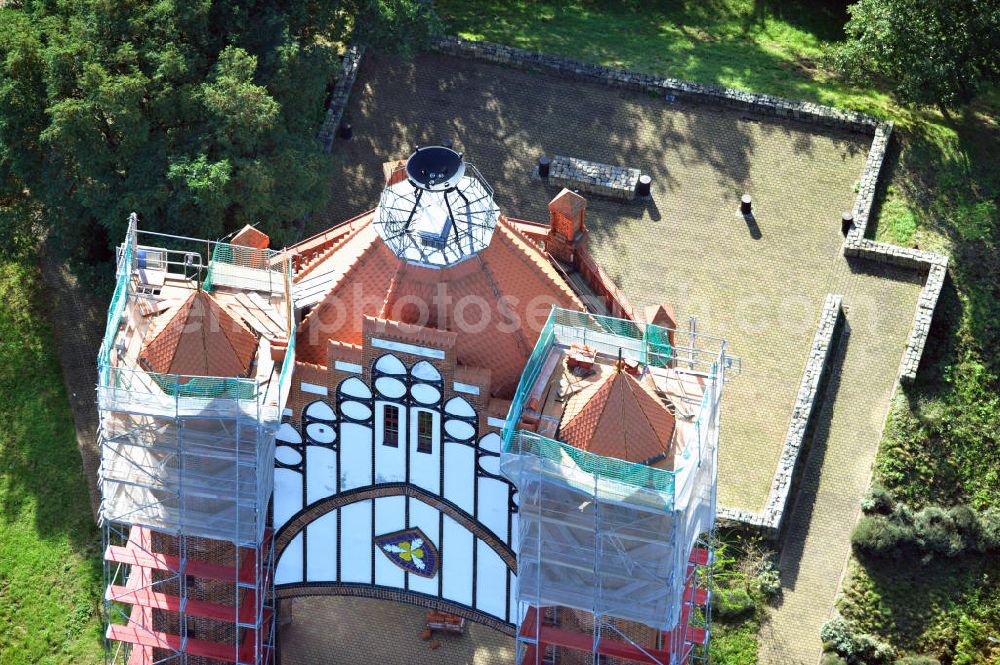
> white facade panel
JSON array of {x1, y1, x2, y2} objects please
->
[
  {"x1": 475, "y1": 540, "x2": 507, "y2": 619},
  {"x1": 441, "y1": 515, "x2": 473, "y2": 606},
  {"x1": 300, "y1": 382, "x2": 328, "y2": 396},
  {"x1": 339, "y1": 422, "x2": 372, "y2": 490},
  {"x1": 275, "y1": 533, "x2": 303, "y2": 585},
  {"x1": 340, "y1": 500, "x2": 373, "y2": 583},
  {"x1": 374, "y1": 496, "x2": 406, "y2": 588},
  {"x1": 372, "y1": 338, "x2": 446, "y2": 360},
  {"x1": 273, "y1": 467, "x2": 302, "y2": 530},
  {"x1": 305, "y1": 446, "x2": 337, "y2": 505},
  {"x1": 407, "y1": 498, "x2": 441, "y2": 596},
  {"x1": 443, "y1": 443, "x2": 475, "y2": 513},
  {"x1": 477, "y1": 476, "x2": 510, "y2": 542},
  {"x1": 306, "y1": 511, "x2": 338, "y2": 581}
]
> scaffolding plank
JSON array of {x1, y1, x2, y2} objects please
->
[
  {"x1": 106, "y1": 624, "x2": 239, "y2": 663},
  {"x1": 106, "y1": 585, "x2": 267, "y2": 624},
  {"x1": 535, "y1": 624, "x2": 675, "y2": 664},
  {"x1": 689, "y1": 546, "x2": 711, "y2": 566},
  {"x1": 686, "y1": 626, "x2": 708, "y2": 645},
  {"x1": 126, "y1": 645, "x2": 152, "y2": 665},
  {"x1": 105, "y1": 543, "x2": 254, "y2": 584}
]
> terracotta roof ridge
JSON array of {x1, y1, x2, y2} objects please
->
[
  {"x1": 616, "y1": 371, "x2": 632, "y2": 458},
  {"x1": 494, "y1": 219, "x2": 583, "y2": 308},
  {"x1": 621, "y1": 371, "x2": 674, "y2": 453},
  {"x1": 202, "y1": 292, "x2": 256, "y2": 375},
  {"x1": 379, "y1": 259, "x2": 409, "y2": 320},
  {"x1": 293, "y1": 214, "x2": 372, "y2": 283},
  {"x1": 475, "y1": 252, "x2": 531, "y2": 357},
  {"x1": 501, "y1": 215, "x2": 548, "y2": 246},
  {"x1": 289, "y1": 208, "x2": 376, "y2": 255},
  {"x1": 153, "y1": 291, "x2": 197, "y2": 367},
  {"x1": 294, "y1": 358, "x2": 329, "y2": 371},
  {"x1": 298, "y1": 224, "x2": 381, "y2": 333}
]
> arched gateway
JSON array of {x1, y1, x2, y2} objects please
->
[{"x1": 271, "y1": 362, "x2": 520, "y2": 631}]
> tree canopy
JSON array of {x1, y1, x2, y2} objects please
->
[
  {"x1": 0, "y1": 0, "x2": 440, "y2": 265},
  {"x1": 834, "y1": 0, "x2": 1000, "y2": 111}
]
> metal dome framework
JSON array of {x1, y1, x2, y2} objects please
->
[{"x1": 375, "y1": 146, "x2": 500, "y2": 267}]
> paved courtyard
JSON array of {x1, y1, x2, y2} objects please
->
[
  {"x1": 277, "y1": 596, "x2": 514, "y2": 665},
  {"x1": 319, "y1": 51, "x2": 921, "y2": 513}
]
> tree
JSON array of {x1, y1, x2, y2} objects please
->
[
  {"x1": 0, "y1": 0, "x2": 441, "y2": 269},
  {"x1": 833, "y1": 0, "x2": 1000, "y2": 112}
]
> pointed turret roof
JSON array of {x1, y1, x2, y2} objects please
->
[
  {"x1": 559, "y1": 368, "x2": 676, "y2": 465},
  {"x1": 141, "y1": 290, "x2": 258, "y2": 381}
]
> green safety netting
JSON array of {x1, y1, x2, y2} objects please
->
[
  {"x1": 508, "y1": 430, "x2": 677, "y2": 496},
  {"x1": 148, "y1": 373, "x2": 258, "y2": 401},
  {"x1": 203, "y1": 242, "x2": 283, "y2": 293},
  {"x1": 504, "y1": 306, "x2": 675, "y2": 446}
]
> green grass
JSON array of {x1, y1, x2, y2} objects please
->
[
  {"x1": 0, "y1": 256, "x2": 104, "y2": 665},
  {"x1": 436, "y1": 1, "x2": 1000, "y2": 663},
  {"x1": 439, "y1": 0, "x2": 896, "y2": 114}
]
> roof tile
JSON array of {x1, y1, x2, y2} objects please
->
[
  {"x1": 560, "y1": 369, "x2": 676, "y2": 465},
  {"x1": 141, "y1": 290, "x2": 257, "y2": 381}
]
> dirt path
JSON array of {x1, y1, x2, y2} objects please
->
[{"x1": 41, "y1": 251, "x2": 105, "y2": 518}]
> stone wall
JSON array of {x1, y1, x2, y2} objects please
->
[
  {"x1": 433, "y1": 37, "x2": 880, "y2": 134},
  {"x1": 317, "y1": 45, "x2": 365, "y2": 154},
  {"x1": 549, "y1": 155, "x2": 640, "y2": 200},
  {"x1": 839, "y1": 119, "x2": 948, "y2": 384},
  {"x1": 430, "y1": 35, "x2": 948, "y2": 387},
  {"x1": 898, "y1": 262, "x2": 947, "y2": 381},
  {"x1": 719, "y1": 295, "x2": 843, "y2": 538},
  {"x1": 845, "y1": 122, "x2": 893, "y2": 241}
]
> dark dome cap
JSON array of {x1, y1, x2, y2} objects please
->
[{"x1": 406, "y1": 145, "x2": 466, "y2": 192}]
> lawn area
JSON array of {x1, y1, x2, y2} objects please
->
[
  {"x1": 0, "y1": 255, "x2": 103, "y2": 665},
  {"x1": 437, "y1": 0, "x2": 1000, "y2": 662}
]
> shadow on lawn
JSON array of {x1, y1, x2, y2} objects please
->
[{"x1": 0, "y1": 257, "x2": 103, "y2": 561}]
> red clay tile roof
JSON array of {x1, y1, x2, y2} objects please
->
[
  {"x1": 141, "y1": 290, "x2": 258, "y2": 381},
  {"x1": 559, "y1": 369, "x2": 676, "y2": 464},
  {"x1": 293, "y1": 215, "x2": 584, "y2": 397},
  {"x1": 231, "y1": 225, "x2": 270, "y2": 249}
]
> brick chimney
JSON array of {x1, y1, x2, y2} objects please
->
[
  {"x1": 546, "y1": 188, "x2": 588, "y2": 264},
  {"x1": 644, "y1": 303, "x2": 677, "y2": 349},
  {"x1": 383, "y1": 159, "x2": 408, "y2": 187}
]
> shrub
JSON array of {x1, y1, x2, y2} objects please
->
[
  {"x1": 754, "y1": 560, "x2": 782, "y2": 599},
  {"x1": 947, "y1": 505, "x2": 981, "y2": 551},
  {"x1": 863, "y1": 482, "x2": 897, "y2": 515},
  {"x1": 852, "y1": 515, "x2": 906, "y2": 557},
  {"x1": 821, "y1": 653, "x2": 849, "y2": 665},
  {"x1": 978, "y1": 507, "x2": 1000, "y2": 550},
  {"x1": 820, "y1": 617, "x2": 895, "y2": 665},
  {"x1": 914, "y1": 506, "x2": 962, "y2": 556},
  {"x1": 712, "y1": 587, "x2": 755, "y2": 621}
]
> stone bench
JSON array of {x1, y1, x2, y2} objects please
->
[{"x1": 549, "y1": 155, "x2": 641, "y2": 201}]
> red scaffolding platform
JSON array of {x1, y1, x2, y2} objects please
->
[{"x1": 104, "y1": 527, "x2": 274, "y2": 665}]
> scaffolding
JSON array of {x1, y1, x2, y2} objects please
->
[
  {"x1": 97, "y1": 215, "x2": 296, "y2": 665},
  {"x1": 500, "y1": 308, "x2": 729, "y2": 665}
]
